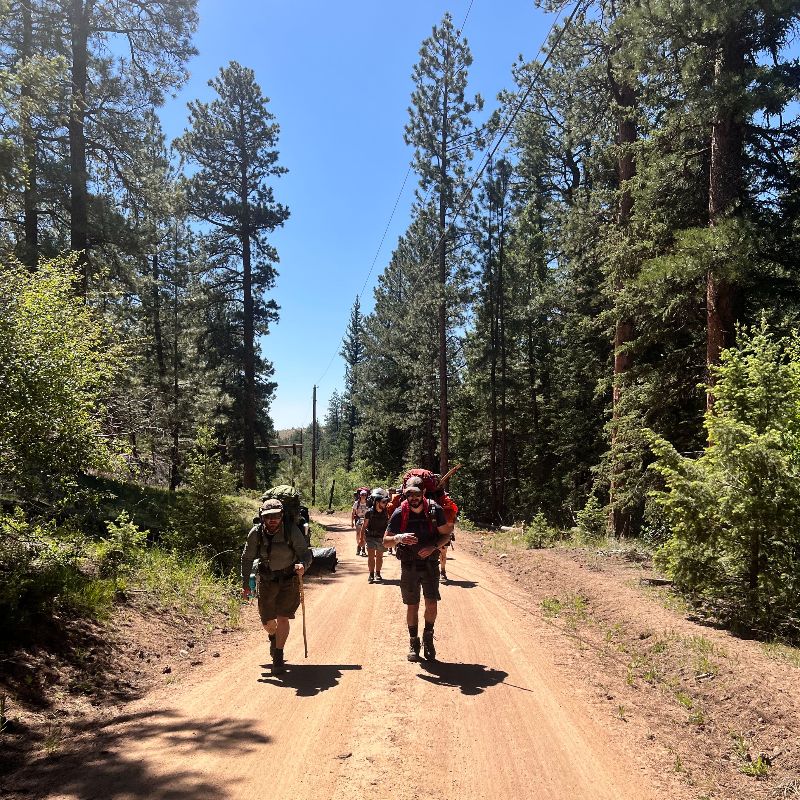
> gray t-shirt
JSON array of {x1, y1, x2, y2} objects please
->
[{"x1": 240, "y1": 522, "x2": 311, "y2": 587}]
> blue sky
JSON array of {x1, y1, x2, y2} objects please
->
[{"x1": 158, "y1": 0, "x2": 553, "y2": 430}]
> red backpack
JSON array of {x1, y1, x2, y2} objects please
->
[{"x1": 402, "y1": 469, "x2": 438, "y2": 494}]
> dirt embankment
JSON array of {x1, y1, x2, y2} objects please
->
[{"x1": 2, "y1": 512, "x2": 798, "y2": 800}]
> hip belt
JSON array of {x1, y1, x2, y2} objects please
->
[{"x1": 258, "y1": 564, "x2": 296, "y2": 581}]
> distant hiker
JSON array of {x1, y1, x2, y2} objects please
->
[
  {"x1": 431, "y1": 478, "x2": 459, "y2": 584},
  {"x1": 363, "y1": 488, "x2": 390, "y2": 583},
  {"x1": 386, "y1": 487, "x2": 402, "y2": 554},
  {"x1": 241, "y1": 499, "x2": 312, "y2": 675},
  {"x1": 383, "y1": 476, "x2": 452, "y2": 662},
  {"x1": 351, "y1": 489, "x2": 369, "y2": 557}
]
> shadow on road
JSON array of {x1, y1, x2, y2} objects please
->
[
  {"x1": 441, "y1": 579, "x2": 478, "y2": 589},
  {"x1": 6, "y1": 709, "x2": 266, "y2": 799},
  {"x1": 258, "y1": 663, "x2": 362, "y2": 697},
  {"x1": 417, "y1": 660, "x2": 508, "y2": 695}
]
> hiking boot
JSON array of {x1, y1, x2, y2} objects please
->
[
  {"x1": 272, "y1": 649, "x2": 286, "y2": 675},
  {"x1": 368, "y1": 573, "x2": 374, "y2": 583},
  {"x1": 423, "y1": 630, "x2": 436, "y2": 661},
  {"x1": 356, "y1": 547, "x2": 360, "y2": 557},
  {"x1": 374, "y1": 573, "x2": 383, "y2": 583},
  {"x1": 268, "y1": 634, "x2": 276, "y2": 659},
  {"x1": 407, "y1": 637, "x2": 421, "y2": 662}
]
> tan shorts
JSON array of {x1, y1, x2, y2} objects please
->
[{"x1": 257, "y1": 572, "x2": 300, "y2": 622}]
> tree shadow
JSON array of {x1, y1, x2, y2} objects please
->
[
  {"x1": 5, "y1": 708, "x2": 267, "y2": 799},
  {"x1": 257, "y1": 663, "x2": 362, "y2": 697},
  {"x1": 417, "y1": 660, "x2": 508, "y2": 696}
]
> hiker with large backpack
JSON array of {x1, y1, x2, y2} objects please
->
[
  {"x1": 363, "y1": 488, "x2": 390, "y2": 583},
  {"x1": 430, "y1": 478, "x2": 459, "y2": 584},
  {"x1": 351, "y1": 488, "x2": 369, "y2": 557},
  {"x1": 241, "y1": 498, "x2": 312, "y2": 675},
  {"x1": 383, "y1": 476, "x2": 453, "y2": 662}
]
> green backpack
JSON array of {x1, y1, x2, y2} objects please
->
[{"x1": 261, "y1": 484, "x2": 303, "y2": 528}]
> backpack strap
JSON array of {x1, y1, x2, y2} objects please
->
[{"x1": 260, "y1": 523, "x2": 298, "y2": 572}]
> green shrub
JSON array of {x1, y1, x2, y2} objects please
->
[
  {"x1": 0, "y1": 257, "x2": 122, "y2": 499},
  {"x1": 94, "y1": 512, "x2": 148, "y2": 586},
  {"x1": 650, "y1": 323, "x2": 800, "y2": 638},
  {"x1": 165, "y1": 427, "x2": 244, "y2": 572},
  {"x1": 0, "y1": 510, "x2": 114, "y2": 629},
  {"x1": 575, "y1": 494, "x2": 607, "y2": 543},
  {"x1": 524, "y1": 512, "x2": 560, "y2": 548}
]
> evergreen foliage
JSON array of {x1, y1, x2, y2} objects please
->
[{"x1": 650, "y1": 325, "x2": 800, "y2": 638}]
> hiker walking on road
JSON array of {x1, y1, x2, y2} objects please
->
[
  {"x1": 383, "y1": 477, "x2": 453, "y2": 662},
  {"x1": 351, "y1": 489, "x2": 369, "y2": 557},
  {"x1": 363, "y1": 488, "x2": 390, "y2": 583},
  {"x1": 241, "y1": 499, "x2": 312, "y2": 675},
  {"x1": 430, "y1": 479, "x2": 459, "y2": 584}
]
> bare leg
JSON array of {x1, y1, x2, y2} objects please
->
[
  {"x1": 423, "y1": 598, "x2": 437, "y2": 625},
  {"x1": 375, "y1": 551, "x2": 383, "y2": 574},
  {"x1": 368, "y1": 548, "x2": 376, "y2": 574},
  {"x1": 275, "y1": 616, "x2": 290, "y2": 648},
  {"x1": 406, "y1": 603, "x2": 419, "y2": 628}
]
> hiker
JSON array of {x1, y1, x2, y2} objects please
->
[
  {"x1": 363, "y1": 488, "x2": 390, "y2": 583},
  {"x1": 241, "y1": 499, "x2": 312, "y2": 675},
  {"x1": 383, "y1": 476, "x2": 453, "y2": 662},
  {"x1": 351, "y1": 488, "x2": 369, "y2": 557},
  {"x1": 386, "y1": 487, "x2": 401, "y2": 554},
  {"x1": 431, "y1": 479, "x2": 459, "y2": 584}
]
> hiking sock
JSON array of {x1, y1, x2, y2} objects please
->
[
  {"x1": 408, "y1": 625, "x2": 418, "y2": 639},
  {"x1": 423, "y1": 625, "x2": 436, "y2": 660},
  {"x1": 368, "y1": 572, "x2": 374, "y2": 583},
  {"x1": 272, "y1": 647, "x2": 286, "y2": 675},
  {"x1": 268, "y1": 634, "x2": 276, "y2": 659}
]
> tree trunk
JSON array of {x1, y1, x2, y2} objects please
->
[
  {"x1": 69, "y1": 0, "x2": 90, "y2": 294},
  {"x1": 21, "y1": 0, "x2": 38, "y2": 268},
  {"x1": 241, "y1": 203, "x2": 257, "y2": 488},
  {"x1": 498, "y1": 198, "x2": 508, "y2": 517},
  {"x1": 706, "y1": 33, "x2": 744, "y2": 407},
  {"x1": 151, "y1": 254, "x2": 167, "y2": 384},
  {"x1": 610, "y1": 80, "x2": 637, "y2": 539},
  {"x1": 438, "y1": 50, "x2": 450, "y2": 477}
]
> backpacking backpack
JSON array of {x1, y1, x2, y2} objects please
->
[
  {"x1": 402, "y1": 469, "x2": 438, "y2": 494},
  {"x1": 262, "y1": 484, "x2": 302, "y2": 523},
  {"x1": 353, "y1": 486, "x2": 371, "y2": 502}
]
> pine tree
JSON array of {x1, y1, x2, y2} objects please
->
[
  {"x1": 340, "y1": 296, "x2": 365, "y2": 470},
  {"x1": 175, "y1": 61, "x2": 289, "y2": 489},
  {"x1": 405, "y1": 13, "x2": 483, "y2": 475}
]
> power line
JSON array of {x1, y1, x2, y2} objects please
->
[{"x1": 312, "y1": 0, "x2": 481, "y2": 390}]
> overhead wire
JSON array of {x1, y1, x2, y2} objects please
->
[
  {"x1": 312, "y1": 0, "x2": 480, "y2": 391},
  {"x1": 307, "y1": 0, "x2": 586, "y2": 436}
]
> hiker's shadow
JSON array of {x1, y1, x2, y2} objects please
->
[
  {"x1": 418, "y1": 660, "x2": 508, "y2": 695},
  {"x1": 376, "y1": 578, "x2": 401, "y2": 586},
  {"x1": 442, "y1": 579, "x2": 477, "y2": 589},
  {"x1": 258, "y1": 663, "x2": 361, "y2": 697}
]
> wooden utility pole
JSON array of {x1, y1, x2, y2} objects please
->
[{"x1": 311, "y1": 385, "x2": 317, "y2": 505}]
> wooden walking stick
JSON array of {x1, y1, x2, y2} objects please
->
[{"x1": 298, "y1": 572, "x2": 308, "y2": 658}]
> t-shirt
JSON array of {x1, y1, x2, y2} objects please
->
[
  {"x1": 363, "y1": 507, "x2": 389, "y2": 538},
  {"x1": 352, "y1": 500, "x2": 367, "y2": 521},
  {"x1": 387, "y1": 500, "x2": 447, "y2": 561}
]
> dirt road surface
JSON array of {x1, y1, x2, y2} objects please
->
[{"x1": 12, "y1": 514, "x2": 676, "y2": 800}]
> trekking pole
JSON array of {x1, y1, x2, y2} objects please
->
[{"x1": 298, "y1": 572, "x2": 308, "y2": 658}]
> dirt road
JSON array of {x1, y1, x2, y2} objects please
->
[{"x1": 16, "y1": 515, "x2": 670, "y2": 800}]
